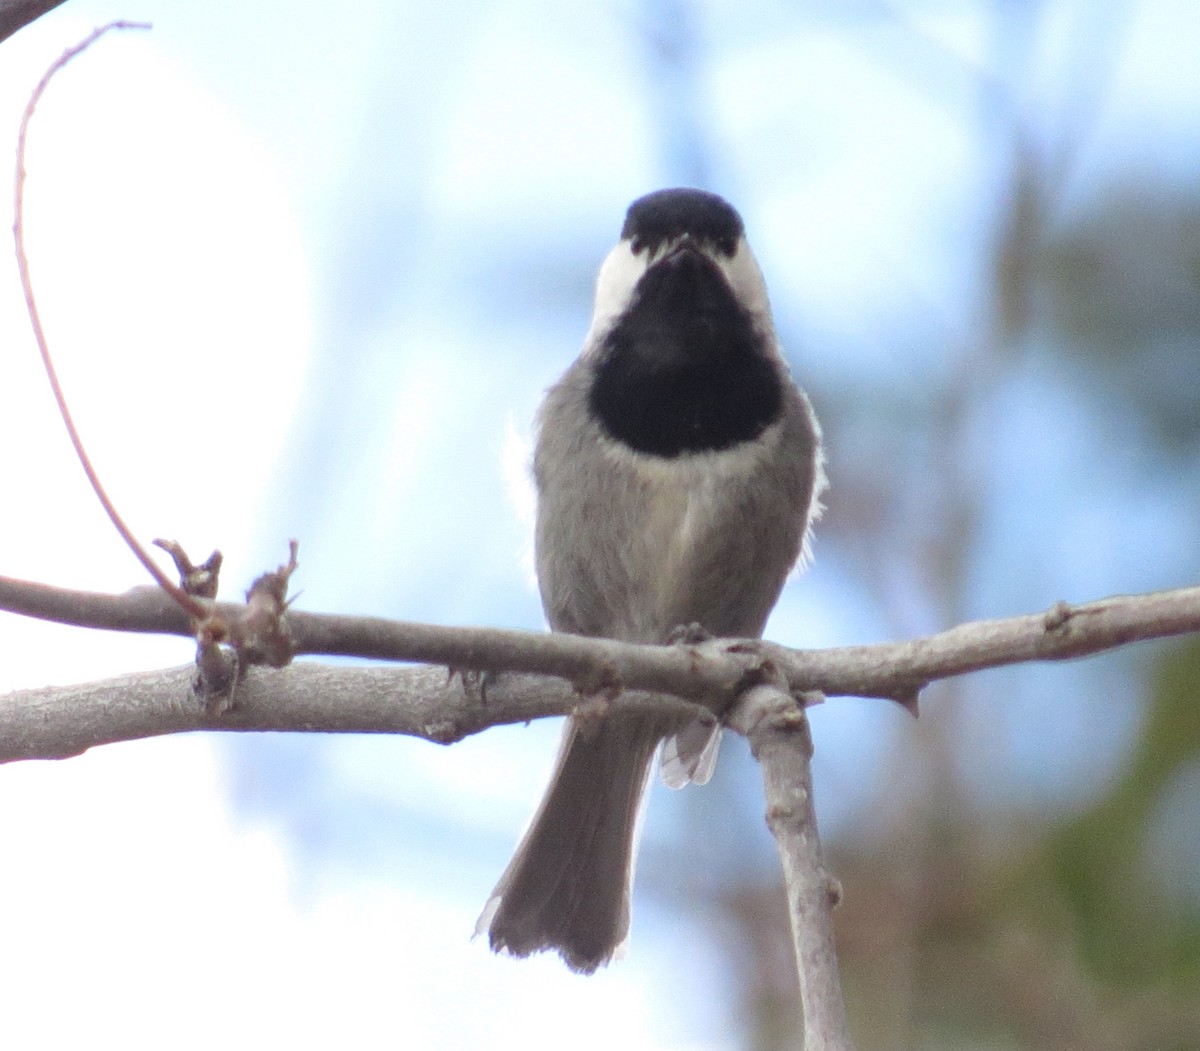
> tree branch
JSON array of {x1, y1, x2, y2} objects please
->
[
  {"x1": 733, "y1": 684, "x2": 853, "y2": 1051},
  {"x1": 0, "y1": 662, "x2": 593, "y2": 762},
  {"x1": 0, "y1": 0, "x2": 68, "y2": 45},
  {"x1": 1, "y1": 576, "x2": 1198, "y2": 763}
]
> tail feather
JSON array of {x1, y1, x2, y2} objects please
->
[{"x1": 479, "y1": 712, "x2": 672, "y2": 973}]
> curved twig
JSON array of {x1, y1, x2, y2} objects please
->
[{"x1": 12, "y1": 20, "x2": 206, "y2": 620}]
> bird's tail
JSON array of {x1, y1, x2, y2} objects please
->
[{"x1": 477, "y1": 712, "x2": 674, "y2": 973}]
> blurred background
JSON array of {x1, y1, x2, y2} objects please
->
[{"x1": 1, "y1": 1, "x2": 1198, "y2": 1048}]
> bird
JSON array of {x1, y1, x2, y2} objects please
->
[{"x1": 477, "y1": 187, "x2": 825, "y2": 973}]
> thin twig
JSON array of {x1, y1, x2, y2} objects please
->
[{"x1": 12, "y1": 20, "x2": 206, "y2": 620}]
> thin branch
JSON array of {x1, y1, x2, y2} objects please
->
[
  {"x1": 732, "y1": 684, "x2": 853, "y2": 1051},
  {"x1": 2, "y1": 577, "x2": 1199, "y2": 763},
  {"x1": 5, "y1": 575, "x2": 1200, "y2": 695},
  {"x1": 12, "y1": 20, "x2": 207, "y2": 621},
  {"x1": 0, "y1": 0, "x2": 68, "y2": 45},
  {"x1": 0, "y1": 662, "x2": 702, "y2": 763}
]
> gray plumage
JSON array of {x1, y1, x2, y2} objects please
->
[{"x1": 478, "y1": 188, "x2": 824, "y2": 973}]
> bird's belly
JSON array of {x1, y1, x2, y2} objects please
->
[{"x1": 602, "y1": 442, "x2": 763, "y2": 641}]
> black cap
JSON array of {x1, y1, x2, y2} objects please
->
[{"x1": 621, "y1": 188, "x2": 744, "y2": 258}]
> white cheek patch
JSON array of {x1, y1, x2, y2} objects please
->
[
  {"x1": 718, "y1": 240, "x2": 771, "y2": 320},
  {"x1": 585, "y1": 241, "x2": 648, "y2": 349}
]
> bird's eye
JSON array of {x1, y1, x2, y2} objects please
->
[{"x1": 630, "y1": 236, "x2": 647, "y2": 255}]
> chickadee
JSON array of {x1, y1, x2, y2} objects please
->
[{"x1": 478, "y1": 188, "x2": 824, "y2": 973}]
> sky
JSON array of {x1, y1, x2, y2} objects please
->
[{"x1": 1, "y1": 1, "x2": 1199, "y2": 1048}]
